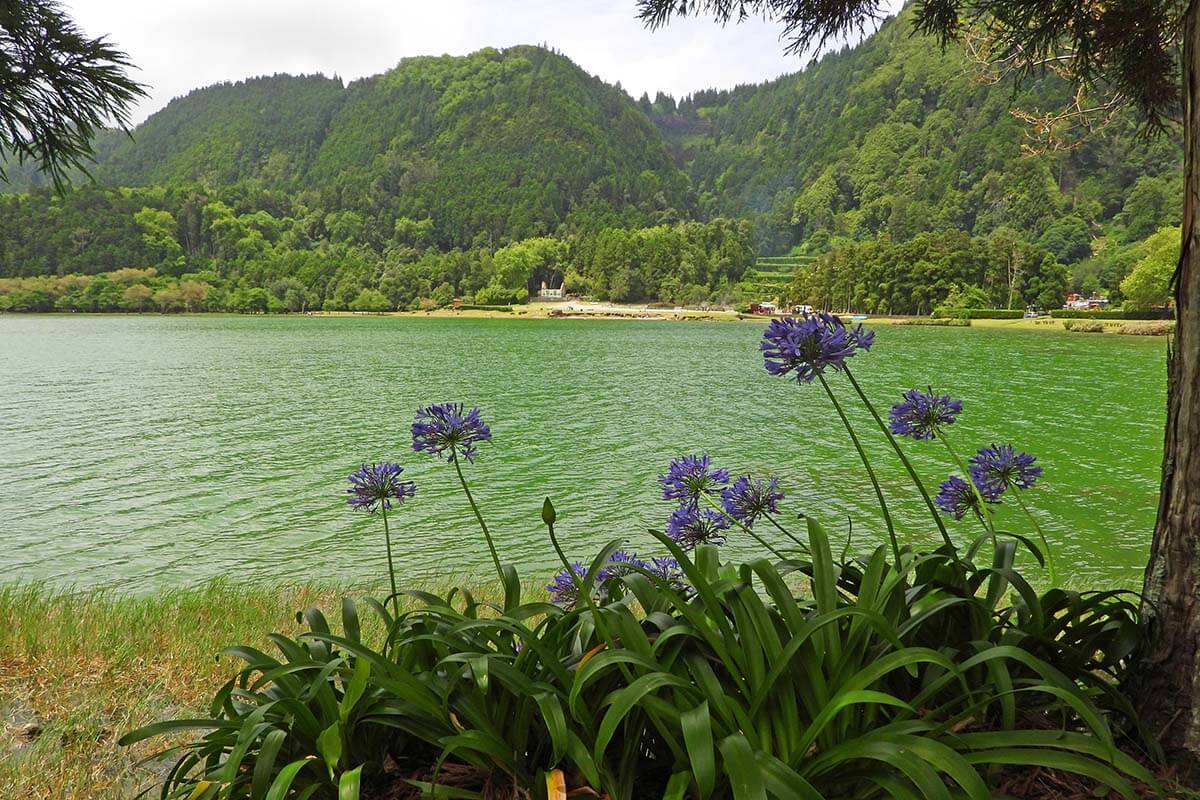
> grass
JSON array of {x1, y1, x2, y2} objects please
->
[{"x1": 0, "y1": 580, "x2": 519, "y2": 800}]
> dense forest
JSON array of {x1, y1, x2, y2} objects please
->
[
  {"x1": 636, "y1": 9, "x2": 1181, "y2": 312},
  {"x1": 0, "y1": 9, "x2": 1184, "y2": 314}
]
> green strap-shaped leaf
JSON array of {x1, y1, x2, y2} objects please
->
[
  {"x1": 316, "y1": 721, "x2": 342, "y2": 776},
  {"x1": 251, "y1": 729, "x2": 287, "y2": 800},
  {"x1": 593, "y1": 672, "x2": 689, "y2": 763},
  {"x1": 662, "y1": 771, "x2": 693, "y2": 800},
  {"x1": 265, "y1": 759, "x2": 315, "y2": 800},
  {"x1": 681, "y1": 701, "x2": 716, "y2": 799},
  {"x1": 340, "y1": 657, "x2": 371, "y2": 722},
  {"x1": 338, "y1": 765, "x2": 363, "y2": 800},
  {"x1": 718, "y1": 734, "x2": 767, "y2": 800}
]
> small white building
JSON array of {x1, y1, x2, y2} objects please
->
[{"x1": 538, "y1": 281, "x2": 564, "y2": 300}]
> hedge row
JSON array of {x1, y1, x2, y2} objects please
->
[
  {"x1": 455, "y1": 304, "x2": 514, "y2": 312},
  {"x1": 892, "y1": 317, "x2": 972, "y2": 327},
  {"x1": 1050, "y1": 308, "x2": 1174, "y2": 320},
  {"x1": 933, "y1": 308, "x2": 1025, "y2": 319}
]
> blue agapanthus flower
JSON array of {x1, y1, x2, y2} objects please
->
[
  {"x1": 721, "y1": 475, "x2": 784, "y2": 527},
  {"x1": 411, "y1": 403, "x2": 491, "y2": 462},
  {"x1": 648, "y1": 556, "x2": 690, "y2": 593},
  {"x1": 346, "y1": 462, "x2": 416, "y2": 513},
  {"x1": 889, "y1": 388, "x2": 963, "y2": 440},
  {"x1": 599, "y1": 550, "x2": 650, "y2": 579},
  {"x1": 760, "y1": 312, "x2": 874, "y2": 383},
  {"x1": 969, "y1": 444, "x2": 1042, "y2": 501},
  {"x1": 659, "y1": 454, "x2": 730, "y2": 504},
  {"x1": 547, "y1": 552, "x2": 691, "y2": 607},
  {"x1": 935, "y1": 475, "x2": 979, "y2": 520},
  {"x1": 546, "y1": 562, "x2": 590, "y2": 608},
  {"x1": 666, "y1": 505, "x2": 730, "y2": 550}
]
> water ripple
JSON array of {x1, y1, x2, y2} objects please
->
[{"x1": 0, "y1": 315, "x2": 1167, "y2": 591}]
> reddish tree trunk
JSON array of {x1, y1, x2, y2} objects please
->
[{"x1": 1135, "y1": 0, "x2": 1200, "y2": 764}]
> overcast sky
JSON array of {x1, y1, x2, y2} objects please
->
[{"x1": 63, "y1": 0, "x2": 903, "y2": 125}]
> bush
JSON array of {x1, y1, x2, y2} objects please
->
[
  {"x1": 125, "y1": 529, "x2": 1156, "y2": 800},
  {"x1": 1063, "y1": 319, "x2": 1106, "y2": 333},
  {"x1": 474, "y1": 283, "x2": 528, "y2": 306},
  {"x1": 1117, "y1": 321, "x2": 1174, "y2": 336},
  {"x1": 126, "y1": 314, "x2": 1161, "y2": 800}
]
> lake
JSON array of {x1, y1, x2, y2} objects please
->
[{"x1": 0, "y1": 314, "x2": 1167, "y2": 592}]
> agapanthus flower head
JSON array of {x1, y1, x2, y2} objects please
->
[
  {"x1": 346, "y1": 462, "x2": 416, "y2": 513},
  {"x1": 411, "y1": 403, "x2": 491, "y2": 462},
  {"x1": 935, "y1": 475, "x2": 980, "y2": 520},
  {"x1": 889, "y1": 388, "x2": 963, "y2": 440},
  {"x1": 760, "y1": 312, "x2": 873, "y2": 383},
  {"x1": 546, "y1": 562, "x2": 591, "y2": 608},
  {"x1": 721, "y1": 475, "x2": 784, "y2": 527},
  {"x1": 969, "y1": 443, "x2": 1042, "y2": 501},
  {"x1": 598, "y1": 550, "x2": 650, "y2": 580},
  {"x1": 659, "y1": 454, "x2": 730, "y2": 503},
  {"x1": 648, "y1": 556, "x2": 691, "y2": 593},
  {"x1": 665, "y1": 505, "x2": 730, "y2": 550}
]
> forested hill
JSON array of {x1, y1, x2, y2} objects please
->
[
  {"x1": 641, "y1": 9, "x2": 1181, "y2": 256},
  {"x1": 0, "y1": 15, "x2": 1186, "y2": 315},
  {"x1": 4, "y1": 46, "x2": 690, "y2": 249}
]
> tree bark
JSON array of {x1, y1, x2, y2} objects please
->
[{"x1": 1135, "y1": 0, "x2": 1200, "y2": 765}]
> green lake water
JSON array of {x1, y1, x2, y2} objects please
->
[{"x1": 0, "y1": 315, "x2": 1167, "y2": 591}]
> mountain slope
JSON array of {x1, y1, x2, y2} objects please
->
[
  {"x1": 2, "y1": 46, "x2": 690, "y2": 249},
  {"x1": 648, "y1": 9, "x2": 1182, "y2": 255},
  {"x1": 100, "y1": 74, "x2": 346, "y2": 188},
  {"x1": 306, "y1": 46, "x2": 689, "y2": 246}
]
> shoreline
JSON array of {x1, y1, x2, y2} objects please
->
[{"x1": 1, "y1": 305, "x2": 1171, "y2": 334}]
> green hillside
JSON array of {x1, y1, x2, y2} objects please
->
[
  {"x1": 3, "y1": 46, "x2": 690, "y2": 250},
  {"x1": 647, "y1": 9, "x2": 1181, "y2": 256},
  {"x1": 0, "y1": 14, "x2": 1185, "y2": 315},
  {"x1": 100, "y1": 74, "x2": 346, "y2": 189}
]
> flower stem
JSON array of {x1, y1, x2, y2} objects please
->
[
  {"x1": 764, "y1": 512, "x2": 810, "y2": 553},
  {"x1": 1014, "y1": 491, "x2": 1058, "y2": 586},
  {"x1": 842, "y1": 366, "x2": 953, "y2": 550},
  {"x1": 936, "y1": 428, "x2": 994, "y2": 533},
  {"x1": 818, "y1": 374, "x2": 901, "y2": 563},
  {"x1": 700, "y1": 492, "x2": 788, "y2": 560},
  {"x1": 380, "y1": 505, "x2": 399, "y2": 616},
  {"x1": 452, "y1": 456, "x2": 504, "y2": 584}
]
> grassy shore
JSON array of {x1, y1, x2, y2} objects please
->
[
  {"x1": 321, "y1": 305, "x2": 1171, "y2": 334},
  {"x1": 0, "y1": 581, "x2": 521, "y2": 800}
]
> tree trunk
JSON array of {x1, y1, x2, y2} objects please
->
[{"x1": 1135, "y1": 0, "x2": 1200, "y2": 765}]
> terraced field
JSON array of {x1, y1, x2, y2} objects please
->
[{"x1": 736, "y1": 254, "x2": 813, "y2": 303}]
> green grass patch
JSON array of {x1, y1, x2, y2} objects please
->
[{"x1": 0, "y1": 580, "x2": 521, "y2": 799}]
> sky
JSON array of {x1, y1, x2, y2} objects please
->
[{"x1": 63, "y1": 0, "x2": 904, "y2": 125}]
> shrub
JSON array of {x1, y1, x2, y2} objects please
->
[
  {"x1": 1117, "y1": 321, "x2": 1174, "y2": 336},
  {"x1": 474, "y1": 284, "x2": 527, "y2": 306},
  {"x1": 126, "y1": 313, "x2": 1161, "y2": 800},
  {"x1": 892, "y1": 317, "x2": 971, "y2": 326},
  {"x1": 1064, "y1": 319, "x2": 1106, "y2": 333}
]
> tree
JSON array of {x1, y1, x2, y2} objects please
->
[
  {"x1": 0, "y1": 0, "x2": 144, "y2": 188},
  {"x1": 1121, "y1": 226, "x2": 1182, "y2": 309},
  {"x1": 348, "y1": 288, "x2": 390, "y2": 312},
  {"x1": 637, "y1": 0, "x2": 1200, "y2": 764},
  {"x1": 121, "y1": 283, "x2": 152, "y2": 312}
]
